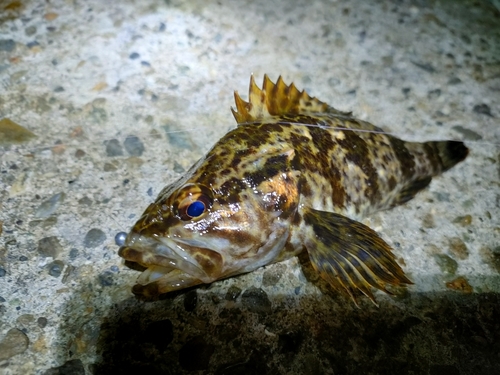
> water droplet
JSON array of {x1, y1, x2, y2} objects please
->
[{"x1": 114, "y1": 232, "x2": 127, "y2": 246}]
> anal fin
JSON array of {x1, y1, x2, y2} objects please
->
[{"x1": 302, "y1": 207, "x2": 412, "y2": 305}]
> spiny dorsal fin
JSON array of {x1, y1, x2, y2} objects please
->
[{"x1": 231, "y1": 74, "x2": 349, "y2": 124}]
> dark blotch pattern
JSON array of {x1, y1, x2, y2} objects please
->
[
  {"x1": 388, "y1": 137, "x2": 415, "y2": 179},
  {"x1": 337, "y1": 130, "x2": 380, "y2": 204}
]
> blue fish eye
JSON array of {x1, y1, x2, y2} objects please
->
[{"x1": 187, "y1": 200, "x2": 206, "y2": 217}]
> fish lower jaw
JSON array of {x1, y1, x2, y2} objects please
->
[{"x1": 132, "y1": 267, "x2": 206, "y2": 300}]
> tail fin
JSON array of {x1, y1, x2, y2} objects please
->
[
  {"x1": 431, "y1": 140, "x2": 469, "y2": 172},
  {"x1": 391, "y1": 140, "x2": 468, "y2": 207}
]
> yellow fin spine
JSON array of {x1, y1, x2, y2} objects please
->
[{"x1": 231, "y1": 74, "x2": 344, "y2": 124}]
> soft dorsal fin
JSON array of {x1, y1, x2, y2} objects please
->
[{"x1": 231, "y1": 74, "x2": 350, "y2": 124}]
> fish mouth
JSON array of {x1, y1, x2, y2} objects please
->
[{"x1": 118, "y1": 234, "x2": 222, "y2": 300}]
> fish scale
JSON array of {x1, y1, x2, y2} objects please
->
[{"x1": 118, "y1": 75, "x2": 468, "y2": 304}]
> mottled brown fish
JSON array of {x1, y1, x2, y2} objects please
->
[{"x1": 118, "y1": 75, "x2": 468, "y2": 304}]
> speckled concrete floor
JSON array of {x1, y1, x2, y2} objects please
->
[{"x1": 0, "y1": 0, "x2": 499, "y2": 374}]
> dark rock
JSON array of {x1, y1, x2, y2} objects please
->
[
  {"x1": 84, "y1": 229, "x2": 106, "y2": 248},
  {"x1": 0, "y1": 267, "x2": 5, "y2": 277},
  {"x1": 452, "y1": 125, "x2": 483, "y2": 141},
  {"x1": 104, "y1": 139, "x2": 123, "y2": 156},
  {"x1": 38, "y1": 236, "x2": 63, "y2": 258},
  {"x1": 37, "y1": 317, "x2": 48, "y2": 328},
  {"x1": 473, "y1": 103, "x2": 492, "y2": 117},
  {"x1": 427, "y1": 88, "x2": 441, "y2": 100},
  {"x1": 98, "y1": 271, "x2": 114, "y2": 286},
  {"x1": 43, "y1": 359, "x2": 85, "y2": 375},
  {"x1": 179, "y1": 336, "x2": 214, "y2": 371},
  {"x1": 411, "y1": 60, "x2": 436, "y2": 73},
  {"x1": 453, "y1": 215, "x2": 472, "y2": 227},
  {"x1": 434, "y1": 254, "x2": 458, "y2": 275},
  {"x1": 75, "y1": 149, "x2": 85, "y2": 158},
  {"x1": 433, "y1": 192, "x2": 450, "y2": 202},
  {"x1": 262, "y1": 267, "x2": 283, "y2": 286},
  {"x1": 26, "y1": 41, "x2": 39, "y2": 48},
  {"x1": 103, "y1": 162, "x2": 118, "y2": 172},
  {"x1": 448, "y1": 77, "x2": 462, "y2": 85},
  {"x1": 129, "y1": 52, "x2": 140, "y2": 59},
  {"x1": 47, "y1": 260, "x2": 64, "y2": 277},
  {"x1": 225, "y1": 285, "x2": 242, "y2": 301},
  {"x1": 78, "y1": 196, "x2": 92, "y2": 206},
  {"x1": 69, "y1": 248, "x2": 79, "y2": 260},
  {"x1": 162, "y1": 124, "x2": 194, "y2": 149},
  {"x1": 173, "y1": 161, "x2": 185, "y2": 173},
  {"x1": 35, "y1": 192, "x2": 65, "y2": 218},
  {"x1": 124, "y1": 135, "x2": 145, "y2": 156},
  {"x1": 25, "y1": 26, "x2": 37, "y2": 36},
  {"x1": 0, "y1": 118, "x2": 36, "y2": 145},
  {"x1": 0, "y1": 328, "x2": 29, "y2": 360},
  {"x1": 62, "y1": 265, "x2": 76, "y2": 284},
  {"x1": 449, "y1": 237, "x2": 469, "y2": 260},
  {"x1": 241, "y1": 287, "x2": 272, "y2": 314},
  {"x1": 0, "y1": 39, "x2": 16, "y2": 52},
  {"x1": 183, "y1": 290, "x2": 197, "y2": 312}
]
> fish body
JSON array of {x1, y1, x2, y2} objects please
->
[{"x1": 118, "y1": 75, "x2": 468, "y2": 303}]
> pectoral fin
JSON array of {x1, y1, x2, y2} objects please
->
[{"x1": 302, "y1": 207, "x2": 412, "y2": 305}]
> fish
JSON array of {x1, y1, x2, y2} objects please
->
[{"x1": 118, "y1": 75, "x2": 468, "y2": 304}]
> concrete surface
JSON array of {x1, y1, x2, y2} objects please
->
[{"x1": 0, "y1": 0, "x2": 499, "y2": 374}]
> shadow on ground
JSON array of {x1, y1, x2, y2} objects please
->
[{"x1": 88, "y1": 289, "x2": 499, "y2": 375}]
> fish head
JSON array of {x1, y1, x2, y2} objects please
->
[{"x1": 118, "y1": 163, "x2": 300, "y2": 299}]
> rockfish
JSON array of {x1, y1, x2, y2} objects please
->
[{"x1": 118, "y1": 75, "x2": 468, "y2": 304}]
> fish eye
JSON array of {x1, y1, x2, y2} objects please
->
[
  {"x1": 174, "y1": 184, "x2": 214, "y2": 221},
  {"x1": 187, "y1": 200, "x2": 206, "y2": 217}
]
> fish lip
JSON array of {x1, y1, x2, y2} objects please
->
[{"x1": 119, "y1": 232, "x2": 213, "y2": 286}]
